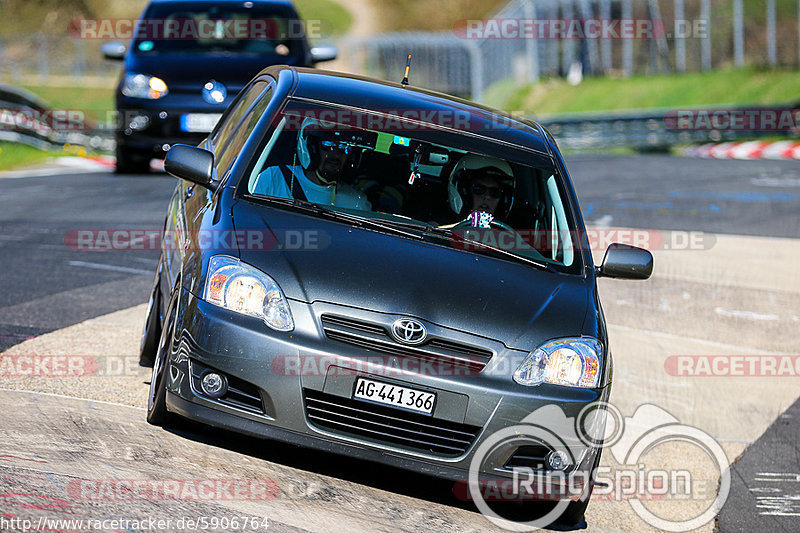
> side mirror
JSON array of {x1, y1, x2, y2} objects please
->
[
  {"x1": 164, "y1": 145, "x2": 216, "y2": 190},
  {"x1": 598, "y1": 243, "x2": 653, "y2": 280},
  {"x1": 310, "y1": 45, "x2": 338, "y2": 63},
  {"x1": 101, "y1": 42, "x2": 127, "y2": 60}
]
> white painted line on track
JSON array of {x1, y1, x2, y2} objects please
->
[
  {"x1": 608, "y1": 324, "x2": 785, "y2": 355},
  {"x1": 67, "y1": 260, "x2": 151, "y2": 275},
  {"x1": 0, "y1": 387, "x2": 145, "y2": 410},
  {"x1": 714, "y1": 307, "x2": 780, "y2": 321}
]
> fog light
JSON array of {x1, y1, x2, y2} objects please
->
[
  {"x1": 546, "y1": 450, "x2": 571, "y2": 471},
  {"x1": 201, "y1": 372, "x2": 227, "y2": 398},
  {"x1": 128, "y1": 114, "x2": 150, "y2": 131}
]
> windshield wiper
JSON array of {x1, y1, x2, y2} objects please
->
[
  {"x1": 250, "y1": 197, "x2": 555, "y2": 271},
  {"x1": 377, "y1": 220, "x2": 557, "y2": 272},
  {"x1": 252, "y1": 196, "x2": 424, "y2": 240}
]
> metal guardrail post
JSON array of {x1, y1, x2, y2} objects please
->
[
  {"x1": 523, "y1": 0, "x2": 539, "y2": 83},
  {"x1": 701, "y1": 0, "x2": 711, "y2": 71},
  {"x1": 465, "y1": 40, "x2": 483, "y2": 102},
  {"x1": 675, "y1": 0, "x2": 686, "y2": 73},
  {"x1": 622, "y1": 0, "x2": 633, "y2": 76},
  {"x1": 35, "y1": 32, "x2": 49, "y2": 83},
  {"x1": 767, "y1": 0, "x2": 777, "y2": 66},
  {"x1": 599, "y1": 0, "x2": 612, "y2": 73},
  {"x1": 733, "y1": 0, "x2": 744, "y2": 67},
  {"x1": 561, "y1": 0, "x2": 576, "y2": 75},
  {"x1": 579, "y1": 0, "x2": 599, "y2": 74}
]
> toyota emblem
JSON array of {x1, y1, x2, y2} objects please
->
[{"x1": 391, "y1": 318, "x2": 427, "y2": 345}]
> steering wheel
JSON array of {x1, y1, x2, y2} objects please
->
[{"x1": 453, "y1": 218, "x2": 515, "y2": 232}]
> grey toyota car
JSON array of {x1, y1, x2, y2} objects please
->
[{"x1": 140, "y1": 65, "x2": 653, "y2": 526}]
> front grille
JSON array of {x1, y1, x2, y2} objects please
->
[
  {"x1": 189, "y1": 360, "x2": 266, "y2": 415},
  {"x1": 304, "y1": 388, "x2": 481, "y2": 457},
  {"x1": 320, "y1": 314, "x2": 493, "y2": 372}
]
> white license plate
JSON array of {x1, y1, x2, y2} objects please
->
[
  {"x1": 180, "y1": 113, "x2": 222, "y2": 132},
  {"x1": 353, "y1": 378, "x2": 436, "y2": 414}
]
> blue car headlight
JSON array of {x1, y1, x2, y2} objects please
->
[
  {"x1": 513, "y1": 337, "x2": 603, "y2": 388},
  {"x1": 203, "y1": 255, "x2": 294, "y2": 332}
]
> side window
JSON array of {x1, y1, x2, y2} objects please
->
[{"x1": 210, "y1": 80, "x2": 272, "y2": 177}]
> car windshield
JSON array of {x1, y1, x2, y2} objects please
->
[
  {"x1": 244, "y1": 107, "x2": 580, "y2": 272},
  {"x1": 132, "y1": 3, "x2": 303, "y2": 56}
]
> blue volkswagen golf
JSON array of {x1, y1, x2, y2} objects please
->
[
  {"x1": 139, "y1": 65, "x2": 653, "y2": 526},
  {"x1": 102, "y1": 0, "x2": 337, "y2": 173}
]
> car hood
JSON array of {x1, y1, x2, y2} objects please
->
[
  {"x1": 125, "y1": 52, "x2": 305, "y2": 90},
  {"x1": 234, "y1": 203, "x2": 591, "y2": 349}
]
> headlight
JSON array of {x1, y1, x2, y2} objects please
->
[
  {"x1": 513, "y1": 338, "x2": 603, "y2": 388},
  {"x1": 203, "y1": 255, "x2": 294, "y2": 332},
  {"x1": 121, "y1": 73, "x2": 168, "y2": 99}
]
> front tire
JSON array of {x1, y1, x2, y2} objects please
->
[
  {"x1": 115, "y1": 145, "x2": 151, "y2": 174},
  {"x1": 139, "y1": 264, "x2": 162, "y2": 367},
  {"x1": 147, "y1": 290, "x2": 177, "y2": 426}
]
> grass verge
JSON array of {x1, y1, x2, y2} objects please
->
[
  {"x1": 19, "y1": 84, "x2": 116, "y2": 122},
  {"x1": 0, "y1": 142, "x2": 57, "y2": 171},
  {"x1": 489, "y1": 68, "x2": 800, "y2": 116},
  {"x1": 293, "y1": 0, "x2": 353, "y2": 37}
]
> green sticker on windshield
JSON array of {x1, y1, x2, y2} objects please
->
[{"x1": 138, "y1": 41, "x2": 154, "y2": 52}]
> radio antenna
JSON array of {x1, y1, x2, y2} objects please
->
[{"x1": 401, "y1": 54, "x2": 412, "y2": 86}]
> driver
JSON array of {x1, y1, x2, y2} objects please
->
[
  {"x1": 252, "y1": 118, "x2": 371, "y2": 210},
  {"x1": 447, "y1": 154, "x2": 514, "y2": 226}
]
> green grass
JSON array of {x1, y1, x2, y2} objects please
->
[
  {"x1": 293, "y1": 0, "x2": 353, "y2": 37},
  {"x1": 0, "y1": 142, "x2": 58, "y2": 171},
  {"x1": 490, "y1": 68, "x2": 800, "y2": 116},
  {"x1": 19, "y1": 84, "x2": 116, "y2": 124}
]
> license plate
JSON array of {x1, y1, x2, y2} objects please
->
[
  {"x1": 180, "y1": 113, "x2": 222, "y2": 132},
  {"x1": 353, "y1": 377, "x2": 436, "y2": 414}
]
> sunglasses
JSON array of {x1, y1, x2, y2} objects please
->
[{"x1": 470, "y1": 184, "x2": 504, "y2": 198}]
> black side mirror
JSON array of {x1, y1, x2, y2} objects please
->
[
  {"x1": 598, "y1": 243, "x2": 653, "y2": 280},
  {"x1": 101, "y1": 42, "x2": 126, "y2": 60},
  {"x1": 164, "y1": 145, "x2": 215, "y2": 190}
]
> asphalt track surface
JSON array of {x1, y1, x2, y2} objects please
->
[{"x1": 1, "y1": 154, "x2": 798, "y2": 532}]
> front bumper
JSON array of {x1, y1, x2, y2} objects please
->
[
  {"x1": 115, "y1": 91, "x2": 231, "y2": 155},
  {"x1": 165, "y1": 288, "x2": 610, "y2": 489}
]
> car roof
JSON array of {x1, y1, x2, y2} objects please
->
[{"x1": 265, "y1": 66, "x2": 552, "y2": 157}]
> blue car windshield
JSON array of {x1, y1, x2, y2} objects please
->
[
  {"x1": 245, "y1": 109, "x2": 580, "y2": 270},
  {"x1": 133, "y1": 3, "x2": 303, "y2": 56}
]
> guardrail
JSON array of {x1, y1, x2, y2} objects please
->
[
  {"x1": 0, "y1": 83, "x2": 114, "y2": 153},
  {"x1": 537, "y1": 103, "x2": 800, "y2": 150},
  {"x1": 3, "y1": 83, "x2": 796, "y2": 154}
]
